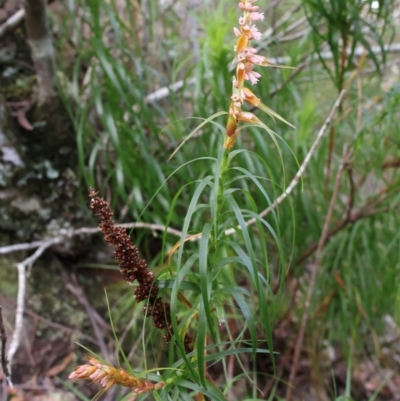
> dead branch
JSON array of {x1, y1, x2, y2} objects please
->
[
  {"x1": 0, "y1": 222, "x2": 183, "y2": 256},
  {"x1": 0, "y1": 306, "x2": 12, "y2": 387},
  {"x1": 0, "y1": 9, "x2": 25, "y2": 39},
  {"x1": 6, "y1": 262, "x2": 26, "y2": 381}
]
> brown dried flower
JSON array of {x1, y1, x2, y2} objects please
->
[
  {"x1": 69, "y1": 355, "x2": 163, "y2": 400},
  {"x1": 88, "y1": 188, "x2": 193, "y2": 350},
  {"x1": 88, "y1": 188, "x2": 174, "y2": 342}
]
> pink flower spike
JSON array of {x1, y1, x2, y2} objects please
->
[
  {"x1": 239, "y1": 16, "x2": 246, "y2": 25},
  {"x1": 249, "y1": 12, "x2": 264, "y2": 21},
  {"x1": 250, "y1": 6, "x2": 259, "y2": 11},
  {"x1": 233, "y1": 27, "x2": 241, "y2": 37}
]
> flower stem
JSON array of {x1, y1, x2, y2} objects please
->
[{"x1": 213, "y1": 147, "x2": 231, "y2": 247}]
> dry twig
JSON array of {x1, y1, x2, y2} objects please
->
[
  {"x1": 0, "y1": 223, "x2": 183, "y2": 256},
  {"x1": 0, "y1": 9, "x2": 25, "y2": 39},
  {"x1": 0, "y1": 306, "x2": 12, "y2": 387},
  {"x1": 6, "y1": 262, "x2": 26, "y2": 382}
]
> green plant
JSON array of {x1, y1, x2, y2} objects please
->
[
  {"x1": 62, "y1": 0, "x2": 400, "y2": 399},
  {"x1": 68, "y1": 0, "x2": 296, "y2": 399}
]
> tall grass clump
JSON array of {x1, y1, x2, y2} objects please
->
[
  {"x1": 69, "y1": 0, "x2": 296, "y2": 399},
  {"x1": 60, "y1": 0, "x2": 201, "y2": 219},
  {"x1": 296, "y1": 0, "x2": 400, "y2": 344}
]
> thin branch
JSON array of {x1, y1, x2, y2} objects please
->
[
  {"x1": 6, "y1": 262, "x2": 26, "y2": 381},
  {"x1": 270, "y1": 15, "x2": 307, "y2": 44},
  {"x1": 0, "y1": 222, "x2": 183, "y2": 255},
  {"x1": 0, "y1": 306, "x2": 12, "y2": 387},
  {"x1": 285, "y1": 144, "x2": 351, "y2": 400},
  {"x1": 0, "y1": 241, "x2": 44, "y2": 254},
  {"x1": 224, "y1": 90, "x2": 346, "y2": 236},
  {"x1": 145, "y1": 78, "x2": 196, "y2": 103},
  {"x1": 269, "y1": 62, "x2": 308, "y2": 98},
  {"x1": 277, "y1": 29, "x2": 309, "y2": 44},
  {"x1": 262, "y1": 4, "x2": 302, "y2": 41},
  {"x1": 0, "y1": 9, "x2": 25, "y2": 39},
  {"x1": 0, "y1": 0, "x2": 56, "y2": 40}
]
